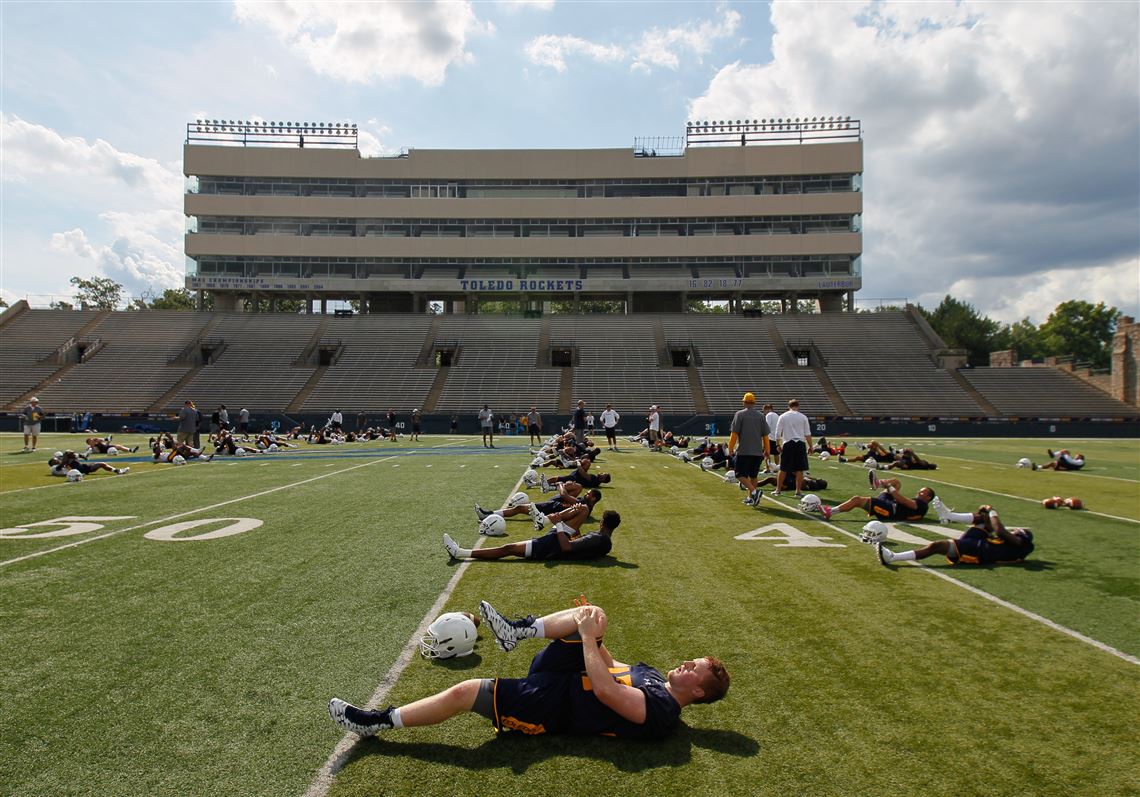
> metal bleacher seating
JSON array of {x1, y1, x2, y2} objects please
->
[
  {"x1": 773, "y1": 313, "x2": 983, "y2": 416},
  {"x1": 30, "y1": 311, "x2": 211, "y2": 413},
  {"x1": 963, "y1": 367, "x2": 1136, "y2": 417},
  {"x1": 551, "y1": 315, "x2": 697, "y2": 415},
  {"x1": 0, "y1": 309, "x2": 103, "y2": 406},
  {"x1": 664, "y1": 315, "x2": 837, "y2": 415},
  {"x1": 300, "y1": 315, "x2": 435, "y2": 412},
  {"x1": 165, "y1": 313, "x2": 321, "y2": 412},
  {"x1": 433, "y1": 316, "x2": 561, "y2": 414}
]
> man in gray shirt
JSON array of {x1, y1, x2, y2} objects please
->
[
  {"x1": 478, "y1": 404, "x2": 495, "y2": 448},
  {"x1": 21, "y1": 397, "x2": 44, "y2": 452},
  {"x1": 527, "y1": 406, "x2": 542, "y2": 446},
  {"x1": 177, "y1": 400, "x2": 197, "y2": 445},
  {"x1": 727, "y1": 392, "x2": 770, "y2": 506}
]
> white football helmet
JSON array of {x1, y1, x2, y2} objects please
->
[
  {"x1": 670, "y1": 445, "x2": 679, "y2": 454},
  {"x1": 701, "y1": 456, "x2": 714, "y2": 471},
  {"x1": 268, "y1": 443, "x2": 279, "y2": 452},
  {"x1": 173, "y1": 455, "x2": 187, "y2": 466},
  {"x1": 1017, "y1": 457, "x2": 1032, "y2": 468},
  {"x1": 864, "y1": 457, "x2": 878, "y2": 470},
  {"x1": 819, "y1": 451, "x2": 830, "y2": 461},
  {"x1": 860, "y1": 521, "x2": 889, "y2": 544},
  {"x1": 679, "y1": 452, "x2": 692, "y2": 462},
  {"x1": 640, "y1": 439, "x2": 649, "y2": 447},
  {"x1": 531, "y1": 456, "x2": 544, "y2": 467},
  {"x1": 800, "y1": 494, "x2": 822, "y2": 513},
  {"x1": 523, "y1": 468, "x2": 539, "y2": 487},
  {"x1": 106, "y1": 447, "x2": 118, "y2": 456},
  {"x1": 506, "y1": 491, "x2": 529, "y2": 508},
  {"x1": 478, "y1": 514, "x2": 507, "y2": 536},
  {"x1": 723, "y1": 469, "x2": 738, "y2": 484},
  {"x1": 419, "y1": 612, "x2": 478, "y2": 659},
  {"x1": 67, "y1": 468, "x2": 84, "y2": 482},
  {"x1": 235, "y1": 448, "x2": 248, "y2": 457}
]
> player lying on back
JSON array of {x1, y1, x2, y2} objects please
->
[
  {"x1": 84, "y1": 436, "x2": 138, "y2": 455},
  {"x1": 540, "y1": 457, "x2": 612, "y2": 491},
  {"x1": 475, "y1": 487, "x2": 602, "y2": 524},
  {"x1": 882, "y1": 448, "x2": 937, "y2": 470},
  {"x1": 1035, "y1": 449, "x2": 1085, "y2": 471},
  {"x1": 49, "y1": 451, "x2": 130, "y2": 477},
  {"x1": 807, "y1": 473, "x2": 933, "y2": 522},
  {"x1": 876, "y1": 506, "x2": 1034, "y2": 566},
  {"x1": 328, "y1": 601, "x2": 728, "y2": 740},
  {"x1": 445, "y1": 509, "x2": 621, "y2": 562}
]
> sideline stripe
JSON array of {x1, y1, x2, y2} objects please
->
[
  {"x1": 684, "y1": 456, "x2": 1140, "y2": 667},
  {"x1": 847, "y1": 466, "x2": 1138, "y2": 525},
  {"x1": 305, "y1": 472, "x2": 526, "y2": 797},
  {"x1": 0, "y1": 454, "x2": 400, "y2": 569},
  {"x1": 927, "y1": 452, "x2": 1140, "y2": 484}
]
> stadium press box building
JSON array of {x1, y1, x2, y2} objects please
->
[{"x1": 183, "y1": 119, "x2": 862, "y2": 314}]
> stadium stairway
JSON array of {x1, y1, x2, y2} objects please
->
[
  {"x1": 286, "y1": 366, "x2": 327, "y2": 413},
  {"x1": 422, "y1": 365, "x2": 449, "y2": 413},
  {"x1": 145, "y1": 315, "x2": 223, "y2": 413},
  {"x1": 811, "y1": 365, "x2": 852, "y2": 415},
  {"x1": 947, "y1": 368, "x2": 1000, "y2": 415},
  {"x1": 558, "y1": 364, "x2": 574, "y2": 413},
  {"x1": 687, "y1": 365, "x2": 710, "y2": 414},
  {"x1": 7, "y1": 309, "x2": 111, "y2": 410}
]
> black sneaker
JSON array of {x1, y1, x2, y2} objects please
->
[
  {"x1": 1046, "y1": 449, "x2": 1054, "y2": 459},
  {"x1": 479, "y1": 600, "x2": 535, "y2": 652},
  {"x1": 474, "y1": 504, "x2": 492, "y2": 521},
  {"x1": 130, "y1": 446, "x2": 139, "y2": 453},
  {"x1": 868, "y1": 469, "x2": 879, "y2": 489},
  {"x1": 328, "y1": 699, "x2": 394, "y2": 737}
]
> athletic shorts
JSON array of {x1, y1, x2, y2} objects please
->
[
  {"x1": 489, "y1": 636, "x2": 586, "y2": 734},
  {"x1": 604, "y1": 426, "x2": 617, "y2": 440},
  {"x1": 527, "y1": 531, "x2": 564, "y2": 560},
  {"x1": 867, "y1": 495, "x2": 898, "y2": 520},
  {"x1": 734, "y1": 454, "x2": 762, "y2": 479},
  {"x1": 779, "y1": 440, "x2": 809, "y2": 473},
  {"x1": 23, "y1": 422, "x2": 41, "y2": 436}
]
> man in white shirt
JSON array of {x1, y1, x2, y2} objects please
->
[
  {"x1": 763, "y1": 403, "x2": 780, "y2": 472},
  {"x1": 773, "y1": 399, "x2": 812, "y2": 497},
  {"x1": 478, "y1": 404, "x2": 495, "y2": 448},
  {"x1": 599, "y1": 404, "x2": 621, "y2": 451},
  {"x1": 647, "y1": 405, "x2": 661, "y2": 448}
]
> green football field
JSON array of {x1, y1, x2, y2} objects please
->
[{"x1": 1, "y1": 432, "x2": 1137, "y2": 797}]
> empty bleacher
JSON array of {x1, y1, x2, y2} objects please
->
[
  {"x1": 552, "y1": 315, "x2": 697, "y2": 415},
  {"x1": 433, "y1": 316, "x2": 561, "y2": 413},
  {"x1": 300, "y1": 315, "x2": 436, "y2": 412},
  {"x1": 773, "y1": 313, "x2": 983, "y2": 416},
  {"x1": 0, "y1": 309, "x2": 104, "y2": 405},
  {"x1": 30, "y1": 311, "x2": 211, "y2": 412},
  {"x1": 163, "y1": 313, "x2": 322, "y2": 411},
  {"x1": 963, "y1": 368, "x2": 1135, "y2": 416}
]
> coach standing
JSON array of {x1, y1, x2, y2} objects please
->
[
  {"x1": 176, "y1": 400, "x2": 197, "y2": 446},
  {"x1": 727, "y1": 392, "x2": 770, "y2": 506},
  {"x1": 571, "y1": 399, "x2": 587, "y2": 445},
  {"x1": 527, "y1": 406, "x2": 542, "y2": 446},
  {"x1": 774, "y1": 399, "x2": 812, "y2": 497},
  {"x1": 21, "y1": 396, "x2": 44, "y2": 452}
]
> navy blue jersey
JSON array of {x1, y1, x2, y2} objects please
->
[
  {"x1": 528, "y1": 530, "x2": 611, "y2": 561},
  {"x1": 869, "y1": 494, "x2": 928, "y2": 522},
  {"x1": 953, "y1": 527, "x2": 1034, "y2": 565},
  {"x1": 493, "y1": 638, "x2": 681, "y2": 740}
]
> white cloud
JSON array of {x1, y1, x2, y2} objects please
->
[
  {"x1": 357, "y1": 118, "x2": 397, "y2": 158},
  {"x1": 2, "y1": 114, "x2": 185, "y2": 299},
  {"x1": 498, "y1": 0, "x2": 555, "y2": 10},
  {"x1": 1, "y1": 114, "x2": 181, "y2": 206},
  {"x1": 523, "y1": 5, "x2": 739, "y2": 73},
  {"x1": 631, "y1": 6, "x2": 741, "y2": 71},
  {"x1": 232, "y1": 0, "x2": 493, "y2": 86},
  {"x1": 523, "y1": 34, "x2": 625, "y2": 73},
  {"x1": 687, "y1": 1, "x2": 1140, "y2": 321}
]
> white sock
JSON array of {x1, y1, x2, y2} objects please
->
[
  {"x1": 531, "y1": 618, "x2": 545, "y2": 638},
  {"x1": 947, "y1": 510, "x2": 974, "y2": 524},
  {"x1": 493, "y1": 510, "x2": 504, "y2": 518},
  {"x1": 894, "y1": 550, "x2": 917, "y2": 561},
  {"x1": 523, "y1": 540, "x2": 533, "y2": 558},
  {"x1": 457, "y1": 545, "x2": 472, "y2": 558},
  {"x1": 390, "y1": 707, "x2": 404, "y2": 728}
]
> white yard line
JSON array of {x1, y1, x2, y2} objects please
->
[
  {"x1": 928, "y1": 452, "x2": 1140, "y2": 484},
  {"x1": 687, "y1": 459, "x2": 1140, "y2": 667},
  {"x1": 859, "y1": 467, "x2": 1138, "y2": 525},
  {"x1": 0, "y1": 455, "x2": 400, "y2": 569},
  {"x1": 306, "y1": 466, "x2": 526, "y2": 797}
]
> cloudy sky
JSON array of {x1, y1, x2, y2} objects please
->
[{"x1": 2, "y1": 0, "x2": 1137, "y2": 323}]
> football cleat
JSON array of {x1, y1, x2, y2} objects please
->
[
  {"x1": 867, "y1": 469, "x2": 881, "y2": 489},
  {"x1": 932, "y1": 496, "x2": 953, "y2": 524},
  {"x1": 540, "y1": 474, "x2": 553, "y2": 493},
  {"x1": 328, "y1": 698, "x2": 394, "y2": 737},
  {"x1": 474, "y1": 503, "x2": 492, "y2": 521},
  {"x1": 443, "y1": 533, "x2": 462, "y2": 560},
  {"x1": 478, "y1": 600, "x2": 534, "y2": 653},
  {"x1": 130, "y1": 446, "x2": 139, "y2": 453},
  {"x1": 533, "y1": 513, "x2": 548, "y2": 532},
  {"x1": 115, "y1": 467, "x2": 130, "y2": 475},
  {"x1": 876, "y1": 542, "x2": 894, "y2": 567}
]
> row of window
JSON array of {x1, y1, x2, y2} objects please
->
[
  {"x1": 188, "y1": 173, "x2": 860, "y2": 198},
  {"x1": 190, "y1": 214, "x2": 859, "y2": 238},
  {"x1": 189, "y1": 255, "x2": 858, "y2": 281}
]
